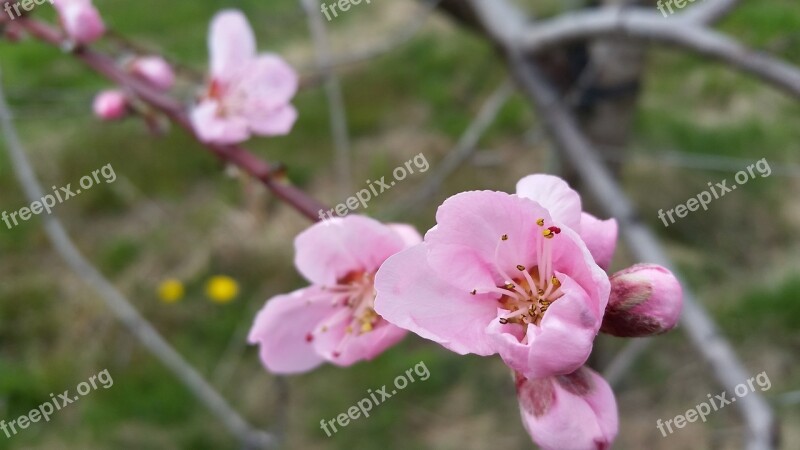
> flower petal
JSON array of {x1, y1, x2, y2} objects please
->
[
  {"x1": 209, "y1": 10, "x2": 257, "y2": 81},
  {"x1": 579, "y1": 213, "x2": 618, "y2": 270},
  {"x1": 239, "y1": 54, "x2": 299, "y2": 112},
  {"x1": 486, "y1": 274, "x2": 599, "y2": 379},
  {"x1": 294, "y1": 215, "x2": 406, "y2": 286},
  {"x1": 190, "y1": 100, "x2": 250, "y2": 144},
  {"x1": 247, "y1": 105, "x2": 298, "y2": 136},
  {"x1": 311, "y1": 318, "x2": 407, "y2": 367},
  {"x1": 374, "y1": 245, "x2": 498, "y2": 356},
  {"x1": 516, "y1": 174, "x2": 582, "y2": 230},
  {"x1": 248, "y1": 286, "x2": 339, "y2": 374},
  {"x1": 425, "y1": 190, "x2": 553, "y2": 291},
  {"x1": 388, "y1": 223, "x2": 423, "y2": 247},
  {"x1": 517, "y1": 367, "x2": 618, "y2": 450}
]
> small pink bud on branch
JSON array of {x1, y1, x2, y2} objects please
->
[{"x1": 600, "y1": 263, "x2": 683, "y2": 337}]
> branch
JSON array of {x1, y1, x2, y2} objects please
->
[
  {"x1": 465, "y1": 1, "x2": 778, "y2": 448},
  {"x1": 11, "y1": 16, "x2": 327, "y2": 222},
  {"x1": 0, "y1": 69, "x2": 278, "y2": 450},
  {"x1": 299, "y1": 0, "x2": 353, "y2": 196},
  {"x1": 518, "y1": 6, "x2": 800, "y2": 100}
]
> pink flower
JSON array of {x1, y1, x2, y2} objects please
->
[
  {"x1": 92, "y1": 90, "x2": 127, "y2": 120},
  {"x1": 52, "y1": 0, "x2": 105, "y2": 45},
  {"x1": 190, "y1": 10, "x2": 299, "y2": 145},
  {"x1": 130, "y1": 56, "x2": 175, "y2": 91},
  {"x1": 516, "y1": 366, "x2": 618, "y2": 450},
  {"x1": 601, "y1": 263, "x2": 683, "y2": 337},
  {"x1": 248, "y1": 216, "x2": 421, "y2": 374},
  {"x1": 374, "y1": 179, "x2": 610, "y2": 379},
  {"x1": 516, "y1": 174, "x2": 618, "y2": 269}
]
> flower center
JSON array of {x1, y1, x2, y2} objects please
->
[
  {"x1": 323, "y1": 271, "x2": 380, "y2": 335},
  {"x1": 471, "y1": 220, "x2": 564, "y2": 327}
]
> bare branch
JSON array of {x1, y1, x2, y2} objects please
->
[
  {"x1": 11, "y1": 16, "x2": 327, "y2": 222},
  {"x1": 299, "y1": 0, "x2": 353, "y2": 196},
  {"x1": 518, "y1": 6, "x2": 800, "y2": 100},
  {"x1": 0, "y1": 68, "x2": 278, "y2": 450}
]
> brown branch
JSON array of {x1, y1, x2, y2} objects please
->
[{"x1": 10, "y1": 16, "x2": 327, "y2": 222}]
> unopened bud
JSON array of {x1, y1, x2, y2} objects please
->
[
  {"x1": 92, "y1": 90, "x2": 128, "y2": 121},
  {"x1": 600, "y1": 263, "x2": 682, "y2": 337},
  {"x1": 130, "y1": 56, "x2": 175, "y2": 91}
]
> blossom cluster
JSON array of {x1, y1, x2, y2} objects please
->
[{"x1": 56, "y1": 4, "x2": 684, "y2": 448}]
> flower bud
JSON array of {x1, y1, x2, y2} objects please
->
[
  {"x1": 600, "y1": 263, "x2": 682, "y2": 337},
  {"x1": 516, "y1": 367, "x2": 618, "y2": 450},
  {"x1": 130, "y1": 57, "x2": 175, "y2": 91},
  {"x1": 92, "y1": 90, "x2": 128, "y2": 121},
  {"x1": 53, "y1": 0, "x2": 106, "y2": 45}
]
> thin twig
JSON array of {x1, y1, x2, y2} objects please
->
[
  {"x1": 517, "y1": 6, "x2": 800, "y2": 100},
  {"x1": 0, "y1": 68, "x2": 277, "y2": 450},
  {"x1": 391, "y1": 79, "x2": 514, "y2": 216},
  {"x1": 299, "y1": 0, "x2": 353, "y2": 196}
]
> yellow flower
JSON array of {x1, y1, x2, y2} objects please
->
[
  {"x1": 158, "y1": 278, "x2": 185, "y2": 304},
  {"x1": 205, "y1": 275, "x2": 239, "y2": 304}
]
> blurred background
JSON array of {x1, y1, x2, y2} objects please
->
[{"x1": 0, "y1": 0, "x2": 798, "y2": 448}]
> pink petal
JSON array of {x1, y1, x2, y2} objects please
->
[
  {"x1": 209, "y1": 10, "x2": 256, "y2": 81},
  {"x1": 294, "y1": 215, "x2": 406, "y2": 286},
  {"x1": 189, "y1": 100, "x2": 250, "y2": 144},
  {"x1": 56, "y1": 0, "x2": 105, "y2": 45},
  {"x1": 374, "y1": 245, "x2": 498, "y2": 356},
  {"x1": 516, "y1": 174, "x2": 582, "y2": 230},
  {"x1": 247, "y1": 105, "x2": 298, "y2": 136},
  {"x1": 548, "y1": 226, "x2": 610, "y2": 320},
  {"x1": 388, "y1": 223, "x2": 423, "y2": 247},
  {"x1": 239, "y1": 55, "x2": 299, "y2": 112},
  {"x1": 517, "y1": 367, "x2": 618, "y2": 450},
  {"x1": 425, "y1": 190, "x2": 553, "y2": 291},
  {"x1": 311, "y1": 318, "x2": 407, "y2": 367},
  {"x1": 579, "y1": 213, "x2": 618, "y2": 270},
  {"x1": 487, "y1": 274, "x2": 599, "y2": 379},
  {"x1": 248, "y1": 286, "x2": 339, "y2": 374}
]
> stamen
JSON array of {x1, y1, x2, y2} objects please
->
[
  {"x1": 501, "y1": 234, "x2": 508, "y2": 241},
  {"x1": 536, "y1": 218, "x2": 544, "y2": 226},
  {"x1": 516, "y1": 265, "x2": 525, "y2": 271}
]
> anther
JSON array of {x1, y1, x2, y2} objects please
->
[
  {"x1": 542, "y1": 229, "x2": 554, "y2": 239},
  {"x1": 516, "y1": 265, "x2": 525, "y2": 271},
  {"x1": 499, "y1": 318, "x2": 509, "y2": 325},
  {"x1": 551, "y1": 276, "x2": 561, "y2": 288},
  {"x1": 470, "y1": 289, "x2": 477, "y2": 295},
  {"x1": 536, "y1": 218, "x2": 544, "y2": 226},
  {"x1": 501, "y1": 234, "x2": 508, "y2": 241}
]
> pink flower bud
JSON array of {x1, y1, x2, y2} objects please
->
[
  {"x1": 516, "y1": 367, "x2": 618, "y2": 450},
  {"x1": 53, "y1": 0, "x2": 106, "y2": 45},
  {"x1": 600, "y1": 263, "x2": 683, "y2": 337},
  {"x1": 130, "y1": 57, "x2": 175, "y2": 91},
  {"x1": 93, "y1": 90, "x2": 128, "y2": 121}
]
